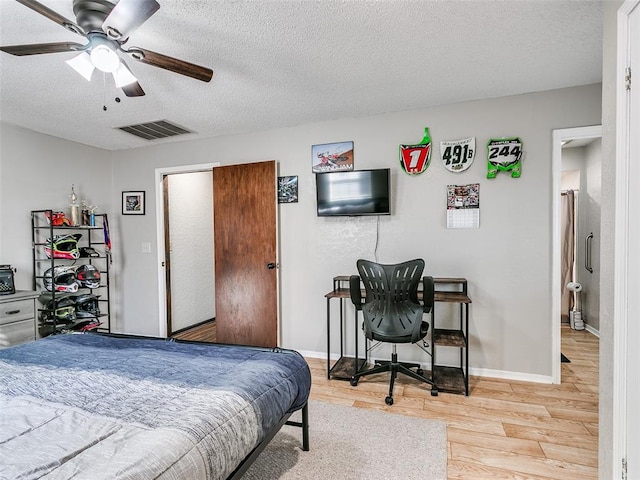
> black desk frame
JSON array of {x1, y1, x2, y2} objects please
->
[
  {"x1": 325, "y1": 276, "x2": 366, "y2": 380},
  {"x1": 326, "y1": 276, "x2": 472, "y2": 396}
]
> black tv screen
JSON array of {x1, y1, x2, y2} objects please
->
[{"x1": 316, "y1": 168, "x2": 391, "y2": 216}]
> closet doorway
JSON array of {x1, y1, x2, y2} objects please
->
[
  {"x1": 155, "y1": 161, "x2": 279, "y2": 347},
  {"x1": 164, "y1": 170, "x2": 215, "y2": 336},
  {"x1": 552, "y1": 125, "x2": 601, "y2": 383}
]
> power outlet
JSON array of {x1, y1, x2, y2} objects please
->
[{"x1": 141, "y1": 242, "x2": 151, "y2": 254}]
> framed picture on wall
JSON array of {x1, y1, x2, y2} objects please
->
[
  {"x1": 122, "y1": 191, "x2": 145, "y2": 215},
  {"x1": 278, "y1": 176, "x2": 298, "y2": 203},
  {"x1": 311, "y1": 141, "x2": 354, "y2": 173}
]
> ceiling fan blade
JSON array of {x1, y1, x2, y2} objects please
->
[
  {"x1": 15, "y1": 0, "x2": 85, "y2": 36},
  {"x1": 0, "y1": 42, "x2": 86, "y2": 56},
  {"x1": 126, "y1": 47, "x2": 213, "y2": 83},
  {"x1": 102, "y1": 0, "x2": 160, "y2": 40},
  {"x1": 122, "y1": 81, "x2": 145, "y2": 97}
]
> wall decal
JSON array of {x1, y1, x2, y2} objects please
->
[
  {"x1": 440, "y1": 137, "x2": 475, "y2": 173},
  {"x1": 487, "y1": 137, "x2": 523, "y2": 178},
  {"x1": 399, "y1": 127, "x2": 432, "y2": 175}
]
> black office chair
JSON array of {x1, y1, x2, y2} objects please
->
[{"x1": 349, "y1": 258, "x2": 438, "y2": 405}]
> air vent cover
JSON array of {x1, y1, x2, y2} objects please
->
[{"x1": 117, "y1": 120, "x2": 193, "y2": 140}]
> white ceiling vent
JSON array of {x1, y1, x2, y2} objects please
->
[{"x1": 116, "y1": 120, "x2": 194, "y2": 140}]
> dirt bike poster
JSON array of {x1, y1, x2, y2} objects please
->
[
  {"x1": 399, "y1": 127, "x2": 432, "y2": 175},
  {"x1": 311, "y1": 141, "x2": 354, "y2": 173},
  {"x1": 278, "y1": 176, "x2": 298, "y2": 203}
]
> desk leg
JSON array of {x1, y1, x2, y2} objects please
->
[
  {"x1": 326, "y1": 297, "x2": 331, "y2": 379},
  {"x1": 339, "y1": 298, "x2": 344, "y2": 359},
  {"x1": 465, "y1": 303, "x2": 469, "y2": 396}
]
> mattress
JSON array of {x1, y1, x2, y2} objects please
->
[{"x1": 0, "y1": 334, "x2": 311, "y2": 479}]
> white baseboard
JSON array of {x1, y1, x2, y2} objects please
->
[
  {"x1": 585, "y1": 323, "x2": 600, "y2": 337},
  {"x1": 297, "y1": 349, "x2": 554, "y2": 384}
]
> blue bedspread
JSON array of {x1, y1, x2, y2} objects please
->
[{"x1": 0, "y1": 334, "x2": 311, "y2": 479}]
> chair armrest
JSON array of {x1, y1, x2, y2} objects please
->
[
  {"x1": 422, "y1": 276, "x2": 434, "y2": 313},
  {"x1": 349, "y1": 275, "x2": 362, "y2": 309}
]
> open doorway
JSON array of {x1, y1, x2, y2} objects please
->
[
  {"x1": 164, "y1": 171, "x2": 215, "y2": 337},
  {"x1": 155, "y1": 163, "x2": 218, "y2": 338},
  {"x1": 154, "y1": 160, "x2": 279, "y2": 347},
  {"x1": 552, "y1": 125, "x2": 601, "y2": 384}
]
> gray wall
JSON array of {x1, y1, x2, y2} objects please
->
[
  {"x1": 0, "y1": 84, "x2": 602, "y2": 384},
  {"x1": 107, "y1": 84, "x2": 601, "y2": 381},
  {"x1": 0, "y1": 124, "x2": 112, "y2": 288}
]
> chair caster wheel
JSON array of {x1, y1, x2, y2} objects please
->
[
  {"x1": 431, "y1": 388, "x2": 438, "y2": 397},
  {"x1": 349, "y1": 377, "x2": 358, "y2": 387},
  {"x1": 385, "y1": 396, "x2": 394, "y2": 406},
  {"x1": 416, "y1": 368, "x2": 424, "y2": 376}
]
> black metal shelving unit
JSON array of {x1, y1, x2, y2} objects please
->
[
  {"x1": 31, "y1": 209, "x2": 111, "y2": 336},
  {"x1": 431, "y1": 278, "x2": 471, "y2": 396}
]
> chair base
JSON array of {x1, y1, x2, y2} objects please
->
[{"x1": 350, "y1": 352, "x2": 438, "y2": 405}]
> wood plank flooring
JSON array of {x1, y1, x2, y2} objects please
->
[
  {"x1": 307, "y1": 325, "x2": 599, "y2": 479},
  {"x1": 172, "y1": 320, "x2": 216, "y2": 342},
  {"x1": 171, "y1": 322, "x2": 598, "y2": 479}
]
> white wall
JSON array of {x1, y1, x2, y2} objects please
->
[
  {"x1": 109, "y1": 84, "x2": 601, "y2": 380},
  {"x1": 581, "y1": 140, "x2": 602, "y2": 331},
  {"x1": 167, "y1": 171, "x2": 215, "y2": 332},
  {"x1": 0, "y1": 124, "x2": 112, "y2": 289},
  {"x1": 599, "y1": 1, "x2": 623, "y2": 477},
  {"x1": 561, "y1": 140, "x2": 602, "y2": 331}
]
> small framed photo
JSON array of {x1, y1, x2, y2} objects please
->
[
  {"x1": 122, "y1": 191, "x2": 145, "y2": 215},
  {"x1": 278, "y1": 176, "x2": 299, "y2": 203},
  {"x1": 311, "y1": 141, "x2": 354, "y2": 173}
]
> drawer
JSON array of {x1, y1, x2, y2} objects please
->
[
  {"x1": 0, "y1": 299, "x2": 36, "y2": 326},
  {"x1": 0, "y1": 318, "x2": 36, "y2": 348}
]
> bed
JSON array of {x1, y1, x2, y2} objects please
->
[{"x1": 0, "y1": 333, "x2": 311, "y2": 479}]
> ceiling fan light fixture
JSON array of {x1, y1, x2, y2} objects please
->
[
  {"x1": 113, "y1": 61, "x2": 138, "y2": 88},
  {"x1": 66, "y1": 52, "x2": 95, "y2": 81},
  {"x1": 91, "y1": 44, "x2": 120, "y2": 73}
]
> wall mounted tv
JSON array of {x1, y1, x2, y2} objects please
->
[{"x1": 316, "y1": 168, "x2": 391, "y2": 217}]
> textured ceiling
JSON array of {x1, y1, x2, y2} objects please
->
[{"x1": 0, "y1": 0, "x2": 604, "y2": 151}]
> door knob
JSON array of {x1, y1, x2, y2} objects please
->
[{"x1": 267, "y1": 262, "x2": 276, "y2": 269}]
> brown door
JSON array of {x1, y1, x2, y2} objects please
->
[{"x1": 213, "y1": 160, "x2": 278, "y2": 347}]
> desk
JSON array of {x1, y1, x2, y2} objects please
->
[
  {"x1": 431, "y1": 278, "x2": 471, "y2": 396},
  {"x1": 325, "y1": 276, "x2": 366, "y2": 380},
  {"x1": 326, "y1": 276, "x2": 472, "y2": 395}
]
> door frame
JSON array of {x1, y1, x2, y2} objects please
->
[
  {"x1": 614, "y1": 0, "x2": 638, "y2": 475},
  {"x1": 551, "y1": 125, "x2": 602, "y2": 384},
  {"x1": 155, "y1": 162, "x2": 219, "y2": 337}
]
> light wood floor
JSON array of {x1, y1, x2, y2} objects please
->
[
  {"x1": 171, "y1": 322, "x2": 598, "y2": 479},
  {"x1": 308, "y1": 325, "x2": 599, "y2": 480}
]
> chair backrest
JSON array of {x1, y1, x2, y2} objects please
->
[{"x1": 355, "y1": 258, "x2": 426, "y2": 344}]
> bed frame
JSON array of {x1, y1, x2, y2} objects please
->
[{"x1": 227, "y1": 401, "x2": 309, "y2": 479}]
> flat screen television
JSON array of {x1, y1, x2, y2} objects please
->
[{"x1": 316, "y1": 168, "x2": 391, "y2": 216}]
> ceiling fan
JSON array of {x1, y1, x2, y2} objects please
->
[{"x1": 0, "y1": 0, "x2": 214, "y2": 97}]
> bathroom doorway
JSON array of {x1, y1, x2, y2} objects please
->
[{"x1": 552, "y1": 125, "x2": 601, "y2": 383}]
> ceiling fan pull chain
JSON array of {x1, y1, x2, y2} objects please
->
[{"x1": 102, "y1": 72, "x2": 107, "y2": 111}]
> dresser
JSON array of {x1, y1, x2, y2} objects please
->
[{"x1": 0, "y1": 290, "x2": 39, "y2": 348}]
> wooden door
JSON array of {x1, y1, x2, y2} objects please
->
[{"x1": 213, "y1": 161, "x2": 278, "y2": 347}]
